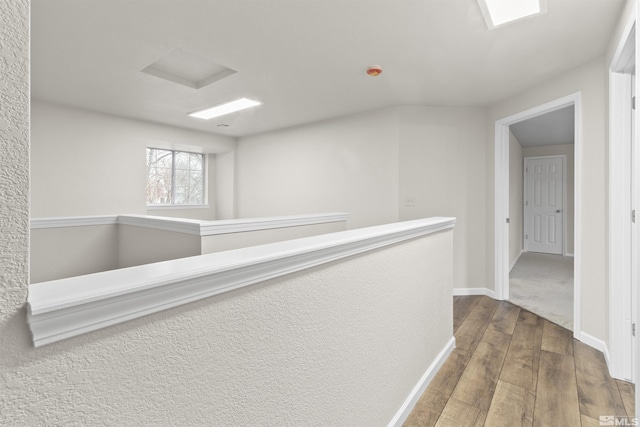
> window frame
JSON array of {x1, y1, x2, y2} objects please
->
[{"x1": 146, "y1": 147, "x2": 208, "y2": 208}]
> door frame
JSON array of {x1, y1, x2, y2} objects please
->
[
  {"x1": 493, "y1": 92, "x2": 582, "y2": 340},
  {"x1": 609, "y1": 3, "x2": 637, "y2": 383},
  {"x1": 523, "y1": 155, "x2": 568, "y2": 256}
]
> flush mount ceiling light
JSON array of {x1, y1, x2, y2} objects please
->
[
  {"x1": 188, "y1": 98, "x2": 262, "y2": 120},
  {"x1": 478, "y1": 0, "x2": 547, "y2": 29}
]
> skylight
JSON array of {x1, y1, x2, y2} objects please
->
[
  {"x1": 188, "y1": 98, "x2": 262, "y2": 120},
  {"x1": 478, "y1": 0, "x2": 546, "y2": 29}
]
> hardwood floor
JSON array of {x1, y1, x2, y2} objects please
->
[{"x1": 404, "y1": 296, "x2": 635, "y2": 427}]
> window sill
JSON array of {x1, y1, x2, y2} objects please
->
[{"x1": 147, "y1": 204, "x2": 210, "y2": 210}]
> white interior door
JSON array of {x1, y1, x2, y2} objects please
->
[{"x1": 524, "y1": 156, "x2": 565, "y2": 255}]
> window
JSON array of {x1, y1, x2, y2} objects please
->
[{"x1": 146, "y1": 148, "x2": 205, "y2": 206}]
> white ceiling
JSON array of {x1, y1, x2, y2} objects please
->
[
  {"x1": 510, "y1": 105, "x2": 575, "y2": 147},
  {"x1": 31, "y1": 0, "x2": 625, "y2": 137}
]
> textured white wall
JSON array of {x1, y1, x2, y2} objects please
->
[
  {"x1": 487, "y1": 58, "x2": 607, "y2": 342},
  {"x1": 3, "y1": 227, "x2": 453, "y2": 425},
  {"x1": 31, "y1": 100, "x2": 235, "y2": 218},
  {"x1": 398, "y1": 106, "x2": 487, "y2": 290},
  {"x1": 0, "y1": 0, "x2": 31, "y2": 420},
  {"x1": 509, "y1": 132, "x2": 524, "y2": 268},
  {"x1": 236, "y1": 108, "x2": 400, "y2": 229}
]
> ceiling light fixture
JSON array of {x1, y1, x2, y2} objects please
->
[
  {"x1": 478, "y1": 0, "x2": 546, "y2": 29},
  {"x1": 189, "y1": 98, "x2": 261, "y2": 120}
]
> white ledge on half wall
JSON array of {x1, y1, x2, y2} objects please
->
[
  {"x1": 30, "y1": 212, "x2": 351, "y2": 235},
  {"x1": 27, "y1": 216, "x2": 456, "y2": 347}
]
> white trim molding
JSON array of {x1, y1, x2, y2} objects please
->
[
  {"x1": 387, "y1": 336, "x2": 456, "y2": 427},
  {"x1": 31, "y1": 212, "x2": 350, "y2": 236},
  {"x1": 30, "y1": 215, "x2": 119, "y2": 229},
  {"x1": 198, "y1": 212, "x2": 350, "y2": 235},
  {"x1": 608, "y1": 3, "x2": 637, "y2": 383},
  {"x1": 27, "y1": 217, "x2": 456, "y2": 347},
  {"x1": 453, "y1": 288, "x2": 496, "y2": 298}
]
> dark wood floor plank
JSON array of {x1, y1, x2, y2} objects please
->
[
  {"x1": 534, "y1": 350, "x2": 581, "y2": 427},
  {"x1": 403, "y1": 389, "x2": 447, "y2": 427},
  {"x1": 500, "y1": 309, "x2": 544, "y2": 391},
  {"x1": 434, "y1": 398, "x2": 486, "y2": 427},
  {"x1": 454, "y1": 296, "x2": 500, "y2": 358},
  {"x1": 540, "y1": 319, "x2": 573, "y2": 355},
  {"x1": 487, "y1": 300, "x2": 521, "y2": 336},
  {"x1": 616, "y1": 379, "x2": 635, "y2": 417},
  {"x1": 403, "y1": 350, "x2": 468, "y2": 427},
  {"x1": 453, "y1": 295, "x2": 481, "y2": 333},
  {"x1": 450, "y1": 330, "x2": 511, "y2": 411},
  {"x1": 574, "y1": 340, "x2": 627, "y2": 420}
]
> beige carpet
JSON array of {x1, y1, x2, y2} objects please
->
[{"x1": 509, "y1": 252, "x2": 574, "y2": 330}]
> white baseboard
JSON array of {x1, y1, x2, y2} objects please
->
[
  {"x1": 453, "y1": 288, "x2": 496, "y2": 299},
  {"x1": 509, "y1": 250, "x2": 524, "y2": 272},
  {"x1": 565, "y1": 252, "x2": 575, "y2": 257},
  {"x1": 387, "y1": 336, "x2": 456, "y2": 427},
  {"x1": 577, "y1": 331, "x2": 610, "y2": 369}
]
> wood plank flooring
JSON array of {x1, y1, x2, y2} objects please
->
[{"x1": 404, "y1": 296, "x2": 635, "y2": 427}]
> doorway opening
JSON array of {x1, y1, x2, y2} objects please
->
[
  {"x1": 511, "y1": 142, "x2": 574, "y2": 329},
  {"x1": 493, "y1": 92, "x2": 582, "y2": 340}
]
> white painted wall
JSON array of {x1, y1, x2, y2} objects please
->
[
  {"x1": 487, "y1": 58, "x2": 608, "y2": 342},
  {"x1": 5, "y1": 226, "x2": 454, "y2": 425},
  {"x1": 236, "y1": 109, "x2": 400, "y2": 229},
  {"x1": 509, "y1": 132, "x2": 524, "y2": 268},
  {"x1": 31, "y1": 100, "x2": 235, "y2": 218},
  {"x1": 117, "y1": 225, "x2": 202, "y2": 268},
  {"x1": 215, "y1": 151, "x2": 236, "y2": 219},
  {"x1": 236, "y1": 106, "x2": 489, "y2": 290},
  {"x1": 397, "y1": 106, "x2": 487, "y2": 290},
  {"x1": 522, "y1": 144, "x2": 575, "y2": 255},
  {"x1": 31, "y1": 225, "x2": 118, "y2": 283},
  {"x1": 201, "y1": 221, "x2": 346, "y2": 253}
]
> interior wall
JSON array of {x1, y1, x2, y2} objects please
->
[
  {"x1": 215, "y1": 151, "x2": 236, "y2": 219},
  {"x1": 31, "y1": 225, "x2": 119, "y2": 283},
  {"x1": 487, "y1": 58, "x2": 608, "y2": 342},
  {"x1": 0, "y1": 0, "x2": 31, "y2": 424},
  {"x1": 30, "y1": 100, "x2": 235, "y2": 219},
  {"x1": 509, "y1": 131, "x2": 524, "y2": 268},
  {"x1": 235, "y1": 108, "x2": 400, "y2": 229},
  {"x1": 522, "y1": 144, "x2": 576, "y2": 255},
  {"x1": 397, "y1": 106, "x2": 487, "y2": 290},
  {"x1": 4, "y1": 227, "x2": 454, "y2": 426}
]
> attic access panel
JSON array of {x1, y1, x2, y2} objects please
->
[{"x1": 142, "y1": 48, "x2": 236, "y2": 89}]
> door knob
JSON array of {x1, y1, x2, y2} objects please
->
[{"x1": 555, "y1": 209, "x2": 562, "y2": 213}]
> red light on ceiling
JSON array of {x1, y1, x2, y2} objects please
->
[{"x1": 367, "y1": 65, "x2": 382, "y2": 76}]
